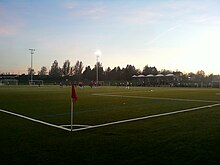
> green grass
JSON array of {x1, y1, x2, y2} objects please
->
[{"x1": 0, "y1": 86, "x2": 220, "y2": 164}]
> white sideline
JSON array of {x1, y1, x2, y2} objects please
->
[
  {"x1": 93, "y1": 93, "x2": 220, "y2": 103},
  {"x1": 71, "y1": 103, "x2": 220, "y2": 132},
  {"x1": 0, "y1": 109, "x2": 71, "y2": 132}
]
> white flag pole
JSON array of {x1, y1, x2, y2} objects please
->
[{"x1": 71, "y1": 99, "x2": 74, "y2": 131}]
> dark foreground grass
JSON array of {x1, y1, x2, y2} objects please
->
[{"x1": 0, "y1": 86, "x2": 220, "y2": 164}]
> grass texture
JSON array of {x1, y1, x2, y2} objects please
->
[{"x1": 0, "y1": 86, "x2": 220, "y2": 164}]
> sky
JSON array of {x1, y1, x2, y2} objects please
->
[{"x1": 0, "y1": 0, "x2": 220, "y2": 75}]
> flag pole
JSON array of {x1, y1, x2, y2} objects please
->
[
  {"x1": 71, "y1": 99, "x2": 74, "y2": 131},
  {"x1": 71, "y1": 84, "x2": 77, "y2": 132}
]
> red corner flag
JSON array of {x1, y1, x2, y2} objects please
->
[{"x1": 71, "y1": 85, "x2": 78, "y2": 103}]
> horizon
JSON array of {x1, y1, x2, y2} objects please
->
[{"x1": 0, "y1": 0, "x2": 220, "y2": 75}]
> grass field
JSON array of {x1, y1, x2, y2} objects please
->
[{"x1": 0, "y1": 86, "x2": 220, "y2": 164}]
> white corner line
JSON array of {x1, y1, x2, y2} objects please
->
[
  {"x1": 71, "y1": 103, "x2": 220, "y2": 132},
  {"x1": 0, "y1": 109, "x2": 71, "y2": 132},
  {"x1": 60, "y1": 124, "x2": 90, "y2": 127},
  {"x1": 1, "y1": 103, "x2": 219, "y2": 133}
]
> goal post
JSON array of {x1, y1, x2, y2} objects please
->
[
  {"x1": 212, "y1": 81, "x2": 220, "y2": 88},
  {"x1": 29, "y1": 80, "x2": 44, "y2": 86},
  {"x1": 1, "y1": 79, "x2": 18, "y2": 85}
]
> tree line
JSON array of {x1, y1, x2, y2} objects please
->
[{"x1": 26, "y1": 59, "x2": 217, "y2": 84}]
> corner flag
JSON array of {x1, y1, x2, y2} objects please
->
[
  {"x1": 71, "y1": 85, "x2": 77, "y2": 131},
  {"x1": 71, "y1": 85, "x2": 77, "y2": 103}
]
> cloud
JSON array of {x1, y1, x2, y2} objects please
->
[
  {"x1": 145, "y1": 24, "x2": 182, "y2": 46},
  {"x1": 62, "y1": 1, "x2": 220, "y2": 25},
  {"x1": 63, "y1": 2, "x2": 78, "y2": 9},
  {"x1": 76, "y1": 7, "x2": 106, "y2": 20},
  {"x1": 64, "y1": 1, "x2": 106, "y2": 20},
  {"x1": 121, "y1": 10, "x2": 161, "y2": 24},
  {"x1": 192, "y1": 15, "x2": 210, "y2": 23},
  {"x1": 167, "y1": 24, "x2": 181, "y2": 31},
  {"x1": 166, "y1": 1, "x2": 220, "y2": 25},
  {"x1": 120, "y1": 0, "x2": 220, "y2": 26},
  {"x1": 191, "y1": 14, "x2": 220, "y2": 25}
]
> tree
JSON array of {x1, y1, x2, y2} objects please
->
[
  {"x1": 72, "y1": 61, "x2": 84, "y2": 76},
  {"x1": 122, "y1": 65, "x2": 138, "y2": 80},
  {"x1": 196, "y1": 70, "x2": 205, "y2": 81},
  {"x1": 110, "y1": 66, "x2": 122, "y2": 80},
  {"x1": 83, "y1": 66, "x2": 93, "y2": 80},
  {"x1": 49, "y1": 60, "x2": 62, "y2": 77},
  {"x1": 105, "y1": 67, "x2": 111, "y2": 80},
  {"x1": 196, "y1": 70, "x2": 206, "y2": 85},
  {"x1": 38, "y1": 66, "x2": 47, "y2": 75},
  {"x1": 28, "y1": 67, "x2": 35, "y2": 75},
  {"x1": 143, "y1": 65, "x2": 158, "y2": 75},
  {"x1": 187, "y1": 72, "x2": 196, "y2": 81},
  {"x1": 62, "y1": 60, "x2": 71, "y2": 76},
  {"x1": 160, "y1": 69, "x2": 172, "y2": 75},
  {"x1": 93, "y1": 62, "x2": 104, "y2": 81},
  {"x1": 207, "y1": 74, "x2": 214, "y2": 83},
  {"x1": 196, "y1": 70, "x2": 205, "y2": 77}
]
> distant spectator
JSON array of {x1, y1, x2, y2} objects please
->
[{"x1": 79, "y1": 82, "x2": 84, "y2": 88}]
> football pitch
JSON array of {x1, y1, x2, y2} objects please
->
[{"x1": 0, "y1": 86, "x2": 220, "y2": 164}]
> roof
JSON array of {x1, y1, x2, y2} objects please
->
[
  {"x1": 165, "y1": 73, "x2": 174, "y2": 77},
  {"x1": 137, "y1": 75, "x2": 145, "y2": 78},
  {"x1": 156, "y1": 74, "x2": 164, "y2": 77},
  {"x1": 146, "y1": 74, "x2": 154, "y2": 77}
]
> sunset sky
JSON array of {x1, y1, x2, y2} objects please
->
[{"x1": 0, "y1": 0, "x2": 220, "y2": 74}]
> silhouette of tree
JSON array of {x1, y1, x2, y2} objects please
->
[
  {"x1": 49, "y1": 60, "x2": 62, "y2": 77},
  {"x1": 38, "y1": 66, "x2": 47, "y2": 75}
]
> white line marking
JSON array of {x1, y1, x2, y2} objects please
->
[
  {"x1": 0, "y1": 109, "x2": 71, "y2": 132},
  {"x1": 60, "y1": 124, "x2": 90, "y2": 127},
  {"x1": 71, "y1": 103, "x2": 220, "y2": 132},
  {"x1": 93, "y1": 93, "x2": 220, "y2": 103}
]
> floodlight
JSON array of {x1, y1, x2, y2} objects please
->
[{"x1": 94, "y1": 49, "x2": 102, "y2": 57}]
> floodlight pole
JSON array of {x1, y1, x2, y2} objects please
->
[
  {"x1": 29, "y1": 49, "x2": 35, "y2": 85},
  {"x1": 96, "y1": 55, "x2": 99, "y2": 87}
]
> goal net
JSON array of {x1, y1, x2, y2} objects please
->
[
  {"x1": 0, "y1": 79, "x2": 18, "y2": 85},
  {"x1": 29, "y1": 80, "x2": 44, "y2": 86},
  {"x1": 212, "y1": 81, "x2": 220, "y2": 88}
]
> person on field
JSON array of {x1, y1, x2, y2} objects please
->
[{"x1": 126, "y1": 81, "x2": 130, "y2": 89}]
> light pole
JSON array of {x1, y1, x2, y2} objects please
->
[
  {"x1": 94, "y1": 50, "x2": 102, "y2": 87},
  {"x1": 29, "y1": 48, "x2": 35, "y2": 85},
  {"x1": 96, "y1": 55, "x2": 99, "y2": 86}
]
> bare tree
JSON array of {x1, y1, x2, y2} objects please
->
[
  {"x1": 62, "y1": 60, "x2": 71, "y2": 76},
  {"x1": 28, "y1": 67, "x2": 35, "y2": 75},
  {"x1": 73, "y1": 61, "x2": 84, "y2": 75},
  {"x1": 38, "y1": 66, "x2": 47, "y2": 75}
]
